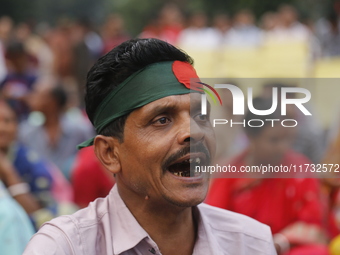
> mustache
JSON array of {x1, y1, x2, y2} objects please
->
[{"x1": 162, "y1": 142, "x2": 211, "y2": 171}]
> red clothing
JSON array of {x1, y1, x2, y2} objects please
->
[
  {"x1": 206, "y1": 150, "x2": 328, "y2": 254},
  {"x1": 206, "y1": 150, "x2": 323, "y2": 234},
  {"x1": 71, "y1": 146, "x2": 115, "y2": 208}
]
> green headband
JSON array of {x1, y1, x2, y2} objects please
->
[{"x1": 77, "y1": 61, "x2": 201, "y2": 149}]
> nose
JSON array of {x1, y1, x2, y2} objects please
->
[{"x1": 177, "y1": 115, "x2": 205, "y2": 145}]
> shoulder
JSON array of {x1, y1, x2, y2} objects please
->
[
  {"x1": 198, "y1": 203, "x2": 273, "y2": 242},
  {"x1": 43, "y1": 197, "x2": 110, "y2": 237},
  {"x1": 23, "y1": 220, "x2": 74, "y2": 255},
  {"x1": 25, "y1": 197, "x2": 110, "y2": 255},
  {"x1": 48, "y1": 196, "x2": 110, "y2": 230}
]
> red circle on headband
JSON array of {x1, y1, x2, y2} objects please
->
[{"x1": 172, "y1": 61, "x2": 200, "y2": 89}]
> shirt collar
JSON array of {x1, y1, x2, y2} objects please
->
[
  {"x1": 108, "y1": 186, "x2": 222, "y2": 255},
  {"x1": 109, "y1": 185, "x2": 150, "y2": 254},
  {"x1": 193, "y1": 205, "x2": 224, "y2": 255}
]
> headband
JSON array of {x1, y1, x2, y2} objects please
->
[{"x1": 77, "y1": 61, "x2": 202, "y2": 149}]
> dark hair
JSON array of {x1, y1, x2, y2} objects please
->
[
  {"x1": 84, "y1": 38, "x2": 194, "y2": 141},
  {"x1": 5, "y1": 41, "x2": 27, "y2": 59},
  {"x1": 50, "y1": 85, "x2": 67, "y2": 109},
  {"x1": 244, "y1": 97, "x2": 282, "y2": 137}
]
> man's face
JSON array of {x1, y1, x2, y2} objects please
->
[{"x1": 116, "y1": 93, "x2": 215, "y2": 208}]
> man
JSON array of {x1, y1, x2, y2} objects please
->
[
  {"x1": 24, "y1": 38, "x2": 276, "y2": 255},
  {"x1": 206, "y1": 97, "x2": 328, "y2": 255},
  {"x1": 19, "y1": 76, "x2": 93, "y2": 178},
  {"x1": 0, "y1": 97, "x2": 75, "y2": 229},
  {"x1": 1, "y1": 42, "x2": 36, "y2": 120}
]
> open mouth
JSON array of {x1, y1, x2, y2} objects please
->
[{"x1": 167, "y1": 154, "x2": 206, "y2": 178}]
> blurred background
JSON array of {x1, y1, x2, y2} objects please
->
[{"x1": 1, "y1": 0, "x2": 340, "y2": 254}]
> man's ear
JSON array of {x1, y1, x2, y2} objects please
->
[{"x1": 93, "y1": 135, "x2": 121, "y2": 174}]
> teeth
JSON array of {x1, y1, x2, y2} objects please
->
[
  {"x1": 181, "y1": 157, "x2": 202, "y2": 164},
  {"x1": 172, "y1": 171, "x2": 189, "y2": 177}
]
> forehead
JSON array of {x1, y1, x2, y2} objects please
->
[{"x1": 135, "y1": 93, "x2": 202, "y2": 114}]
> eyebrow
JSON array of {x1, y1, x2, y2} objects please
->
[
  {"x1": 143, "y1": 96, "x2": 207, "y2": 119},
  {"x1": 146, "y1": 104, "x2": 179, "y2": 118}
]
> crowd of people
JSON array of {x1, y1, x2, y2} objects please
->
[
  {"x1": 140, "y1": 3, "x2": 340, "y2": 58},
  {"x1": 0, "y1": 2, "x2": 340, "y2": 255}
]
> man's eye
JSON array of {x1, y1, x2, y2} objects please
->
[
  {"x1": 195, "y1": 114, "x2": 208, "y2": 122},
  {"x1": 154, "y1": 117, "x2": 170, "y2": 125}
]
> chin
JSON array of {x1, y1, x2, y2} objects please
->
[
  {"x1": 163, "y1": 189, "x2": 208, "y2": 208},
  {"x1": 167, "y1": 198, "x2": 204, "y2": 208}
]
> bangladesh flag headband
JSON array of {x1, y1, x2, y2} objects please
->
[{"x1": 77, "y1": 60, "x2": 203, "y2": 149}]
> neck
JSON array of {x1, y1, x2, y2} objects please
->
[{"x1": 117, "y1": 184, "x2": 197, "y2": 255}]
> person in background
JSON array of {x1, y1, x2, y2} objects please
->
[
  {"x1": 1, "y1": 42, "x2": 37, "y2": 120},
  {"x1": 19, "y1": 76, "x2": 93, "y2": 179},
  {"x1": 140, "y1": 3, "x2": 184, "y2": 45},
  {"x1": 0, "y1": 180, "x2": 35, "y2": 255},
  {"x1": 0, "y1": 97, "x2": 75, "y2": 229},
  {"x1": 71, "y1": 146, "x2": 115, "y2": 208},
  {"x1": 260, "y1": 12, "x2": 280, "y2": 32},
  {"x1": 206, "y1": 97, "x2": 329, "y2": 255},
  {"x1": 212, "y1": 13, "x2": 231, "y2": 45},
  {"x1": 320, "y1": 126, "x2": 340, "y2": 238},
  {"x1": 264, "y1": 5, "x2": 310, "y2": 43},
  {"x1": 70, "y1": 19, "x2": 94, "y2": 108},
  {"x1": 14, "y1": 22, "x2": 54, "y2": 76},
  {"x1": 315, "y1": 10, "x2": 340, "y2": 58},
  {"x1": 47, "y1": 21, "x2": 74, "y2": 78},
  {"x1": 224, "y1": 9, "x2": 263, "y2": 47},
  {"x1": 101, "y1": 14, "x2": 130, "y2": 55},
  {"x1": 261, "y1": 83, "x2": 325, "y2": 164},
  {"x1": 0, "y1": 16, "x2": 13, "y2": 47},
  {"x1": 177, "y1": 12, "x2": 221, "y2": 49},
  {"x1": 75, "y1": 18, "x2": 103, "y2": 60}
]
